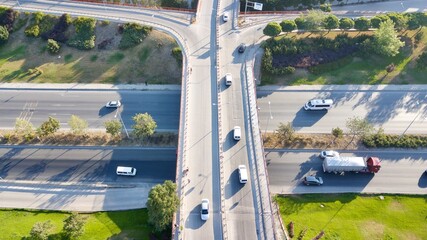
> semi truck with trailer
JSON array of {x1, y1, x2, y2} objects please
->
[{"x1": 322, "y1": 156, "x2": 381, "y2": 174}]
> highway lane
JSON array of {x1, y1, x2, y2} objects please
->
[
  {"x1": 257, "y1": 86, "x2": 427, "y2": 134},
  {"x1": 219, "y1": 8, "x2": 258, "y2": 239},
  {"x1": 266, "y1": 149, "x2": 427, "y2": 194},
  {"x1": 0, "y1": 90, "x2": 180, "y2": 131},
  {"x1": 0, "y1": 146, "x2": 176, "y2": 183}
]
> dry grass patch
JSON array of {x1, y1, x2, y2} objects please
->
[{"x1": 359, "y1": 221, "x2": 386, "y2": 240}]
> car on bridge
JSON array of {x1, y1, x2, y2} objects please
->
[
  {"x1": 106, "y1": 100, "x2": 122, "y2": 108},
  {"x1": 201, "y1": 199, "x2": 209, "y2": 220},
  {"x1": 303, "y1": 176, "x2": 323, "y2": 186}
]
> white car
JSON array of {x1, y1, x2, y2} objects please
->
[
  {"x1": 222, "y1": 12, "x2": 229, "y2": 22},
  {"x1": 201, "y1": 199, "x2": 209, "y2": 220},
  {"x1": 319, "y1": 150, "x2": 339, "y2": 159},
  {"x1": 225, "y1": 73, "x2": 232, "y2": 86},
  {"x1": 105, "y1": 100, "x2": 121, "y2": 108}
]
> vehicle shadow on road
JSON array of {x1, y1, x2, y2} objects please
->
[
  {"x1": 98, "y1": 107, "x2": 116, "y2": 117},
  {"x1": 292, "y1": 108, "x2": 328, "y2": 130},
  {"x1": 418, "y1": 172, "x2": 427, "y2": 188},
  {"x1": 224, "y1": 169, "x2": 244, "y2": 200},
  {"x1": 222, "y1": 131, "x2": 238, "y2": 152},
  {"x1": 185, "y1": 205, "x2": 205, "y2": 229}
]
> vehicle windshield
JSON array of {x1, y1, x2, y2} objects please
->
[{"x1": 202, "y1": 209, "x2": 208, "y2": 214}]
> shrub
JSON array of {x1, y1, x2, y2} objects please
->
[
  {"x1": 104, "y1": 119, "x2": 122, "y2": 136},
  {"x1": 339, "y1": 17, "x2": 354, "y2": 30},
  {"x1": 119, "y1": 22, "x2": 152, "y2": 49},
  {"x1": 0, "y1": 8, "x2": 16, "y2": 31},
  {"x1": 47, "y1": 39, "x2": 60, "y2": 54},
  {"x1": 41, "y1": 13, "x2": 71, "y2": 42},
  {"x1": 171, "y1": 47, "x2": 182, "y2": 66},
  {"x1": 263, "y1": 22, "x2": 282, "y2": 37},
  {"x1": 354, "y1": 17, "x2": 371, "y2": 31},
  {"x1": 37, "y1": 116, "x2": 60, "y2": 137},
  {"x1": 287, "y1": 222, "x2": 295, "y2": 238},
  {"x1": 280, "y1": 20, "x2": 296, "y2": 33},
  {"x1": 332, "y1": 127, "x2": 343, "y2": 138},
  {"x1": 25, "y1": 24, "x2": 40, "y2": 37},
  {"x1": 0, "y1": 25, "x2": 9, "y2": 45},
  {"x1": 416, "y1": 51, "x2": 427, "y2": 69},
  {"x1": 67, "y1": 17, "x2": 96, "y2": 50},
  {"x1": 320, "y1": 3, "x2": 331, "y2": 12}
]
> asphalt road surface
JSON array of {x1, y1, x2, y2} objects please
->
[
  {"x1": 257, "y1": 86, "x2": 427, "y2": 134},
  {"x1": 0, "y1": 89, "x2": 180, "y2": 131},
  {"x1": 0, "y1": 146, "x2": 176, "y2": 183},
  {"x1": 267, "y1": 149, "x2": 427, "y2": 194}
]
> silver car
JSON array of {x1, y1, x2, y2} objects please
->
[
  {"x1": 303, "y1": 176, "x2": 323, "y2": 186},
  {"x1": 320, "y1": 150, "x2": 339, "y2": 159},
  {"x1": 105, "y1": 100, "x2": 121, "y2": 108}
]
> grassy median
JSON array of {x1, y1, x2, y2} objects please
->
[
  {"x1": 0, "y1": 209, "x2": 159, "y2": 240},
  {"x1": 276, "y1": 193, "x2": 427, "y2": 240}
]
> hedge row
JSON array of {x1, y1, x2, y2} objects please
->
[{"x1": 363, "y1": 133, "x2": 427, "y2": 148}]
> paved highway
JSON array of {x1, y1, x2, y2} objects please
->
[
  {"x1": 0, "y1": 146, "x2": 176, "y2": 182},
  {"x1": 257, "y1": 86, "x2": 427, "y2": 134},
  {"x1": 0, "y1": 146, "x2": 176, "y2": 211},
  {"x1": 0, "y1": 89, "x2": 180, "y2": 132},
  {"x1": 267, "y1": 149, "x2": 427, "y2": 194}
]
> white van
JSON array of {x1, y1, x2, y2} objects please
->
[
  {"x1": 238, "y1": 165, "x2": 248, "y2": 184},
  {"x1": 225, "y1": 73, "x2": 232, "y2": 86},
  {"x1": 233, "y1": 126, "x2": 241, "y2": 141},
  {"x1": 304, "y1": 99, "x2": 333, "y2": 111},
  {"x1": 116, "y1": 166, "x2": 137, "y2": 176}
]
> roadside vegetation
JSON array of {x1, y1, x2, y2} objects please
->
[
  {"x1": 0, "y1": 114, "x2": 177, "y2": 147},
  {"x1": 0, "y1": 8, "x2": 182, "y2": 84},
  {"x1": 72, "y1": 0, "x2": 198, "y2": 9},
  {"x1": 275, "y1": 193, "x2": 427, "y2": 240},
  {"x1": 0, "y1": 208, "x2": 171, "y2": 239},
  {"x1": 261, "y1": 11, "x2": 427, "y2": 85},
  {"x1": 266, "y1": 118, "x2": 427, "y2": 149}
]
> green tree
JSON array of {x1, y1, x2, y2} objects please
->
[
  {"x1": 263, "y1": 22, "x2": 282, "y2": 37},
  {"x1": 346, "y1": 116, "x2": 374, "y2": 142},
  {"x1": 104, "y1": 119, "x2": 122, "y2": 136},
  {"x1": 275, "y1": 122, "x2": 295, "y2": 144},
  {"x1": 132, "y1": 113, "x2": 157, "y2": 139},
  {"x1": 294, "y1": 17, "x2": 305, "y2": 30},
  {"x1": 303, "y1": 10, "x2": 326, "y2": 31},
  {"x1": 386, "y1": 12, "x2": 407, "y2": 30},
  {"x1": 323, "y1": 14, "x2": 339, "y2": 31},
  {"x1": 370, "y1": 15, "x2": 390, "y2": 28},
  {"x1": 14, "y1": 118, "x2": 35, "y2": 139},
  {"x1": 372, "y1": 19, "x2": 405, "y2": 57},
  {"x1": 0, "y1": 25, "x2": 9, "y2": 45},
  {"x1": 320, "y1": 3, "x2": 331, "y2": 12},
  {"x1": 29, "y1": 221, "x2": 54, "y2": 240},
  {"x1": 280, "y1": 20, "x2": 296, "y2": 33},
  {"x1": 68, "y1": 115, "x2": 88, "y2": 134},
  {"x1": 339, "y1": 18, "x2": 354, "y2": 30},
  {"x1": 354, "y1": 17, "x2": 371, "y2": 31},
  {"x1": 147, "y1": 180, "x2": 179, "y2": 232},
  {"x1": 38, "y1": 116, "x2": 60, "y2": 137},
  {"x1": 47, "y1": 39, "x2": 60, "y2": 54},
  {"x1": 62, "y1": 212, "x2": 86, "y2": 240}
]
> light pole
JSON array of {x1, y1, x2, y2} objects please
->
[
  {"x1": 401, "y1": 100, "x2": 423, "y2": 137},
  {"x1": 115, "y1": 108, "x2": 129, "y2": 138},
  {"x1": 264, "y1": 101, "x2": 273, "y2": 140}
]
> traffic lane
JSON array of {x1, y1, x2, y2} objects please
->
[
  {"x1": 257, "y1": 90, "x2": 427, "y2": 134},
  {"x1": 266, "y1": 150, "x2": 427, "y2": 194},
  {"x1": 0, "y1": 90, "x2": 180, "y2": 131},
  {"x1": 0, "y1": 147, "x2": 176, "y2": 183}
]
